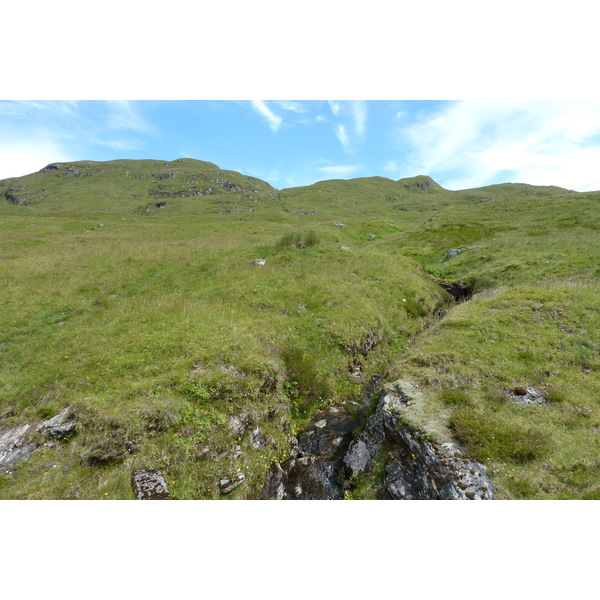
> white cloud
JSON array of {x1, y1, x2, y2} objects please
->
[
  {"x1": 328, "y1": 101, "x2": 340, "y2": 116},
  {"x1": 398, "y1": 101, "x2": 600, "y2": 191},
  {"x1": 275, "y1": 101, "x2": 307, "y2": 113},
  {"x1": 106, "y1": 100, "x2": 151, "y2": 133},
  {"x1": 0, "y1": 139, "x2": 75, "y2": 180},
  {"x1": 383, "y1": 160, "x2": 398, "y2": 172},
  {"x1": 250, "y1": 100, "x2": 282, "y2": 132},
  {"x1": 334, "y1": 124, "x2": 349, "y2": 148},
  {"x1": 352, "y1": 100, "x2": 367, "y2": 136},
  {"x1": 316, "y1": 115, "x2": 327, "y2": 122},
  {"x1": 318, "y1": 164, "x2": 361, "y2": 177}
]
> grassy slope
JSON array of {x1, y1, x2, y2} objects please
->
[{"x1": 1, "y1": 161, "x2": 598, "y2": 499}]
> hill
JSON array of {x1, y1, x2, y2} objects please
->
[{"x1": 1, "y1": 160, "x2": 598, "y2": 499}]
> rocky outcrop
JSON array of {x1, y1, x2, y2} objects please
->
[
  {"x1": 262, "y1": 379, "x2": 494, "y2": 500},
  {"x1": 0, "y1": 424, "x2": 37, "y2": 471},
  {"x1": 433, "y1": 278, "x2": 474, "y2": 302},
  {"x1": 345, "y1": 381, "x2": 494, "y2": 500},
  {"x1": 261, "y1": 408, "x2": 362, "y2": 500},
  {"x1": 36, "y1": 406, "x2": 76, "y2": 439},
  {"x1": 1, "y1": 407, "x2": 76, "y2": 472}
]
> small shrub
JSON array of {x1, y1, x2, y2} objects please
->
[
  {"x1": 275, "y1": 231, "x2": 319, "y2": 249},
  {"x1": 440, "y1": 388, "x2": 473, "y2": 406},
  {"x1": 541, "y1": 385, "x2": 566, "y2": 403}
]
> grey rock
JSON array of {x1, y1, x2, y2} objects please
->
[
  {"x1": 333, "y1": 222, "x2": 347, "y2": 228},
  {"x1": 445, "y1": 245, "x2": 482, "y2": 259},
  {"x1": 228, "y1": 415, "x2": 247, "y2": 438},
  {"x1": 0, "y1": 424, "x2": 38, "y2": 470},
  {"x1": 247, "y1": 258, "x2": 266, "y2": 266},
  {"x1": 509, "y1": 386, "x2": 549, "y2": 405},
  {"x1": 345, "y1": 379, "x2": 494, "y2": 499},
  {"x1": 219, "y1": 470, "x2": 245, "y2": 494},
  {"x1": 366, "y1": 233, "x2": 376, "y2": 239},
  {"x1": 36, "y1": 407, "x2": 76, "y2": 439},
  {"x1": 131, "y1": 469, "x2": 172, "y2": 500}
]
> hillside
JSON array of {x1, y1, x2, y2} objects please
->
[{"x1": 1, "y1": 159, "x2": 598, "y2": 499}]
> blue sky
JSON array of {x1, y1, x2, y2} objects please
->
[{"x1": 3, "y1": 99, "x2": 600, "y2": 192}]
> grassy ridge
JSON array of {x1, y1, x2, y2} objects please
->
[{"x1": 1, "y1": 160, "x2": 599, "y2": 499}]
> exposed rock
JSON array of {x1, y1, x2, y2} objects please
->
[
  {"x1": 334, "y1": 222, "x2": 347, "y2": 228},
  {"x1": 509, "y1": 386, "x2": 549, "y2": 405},
  {"x1": 0, "y1": 424, "x2": 38, "y2": 471},
  {"x1": 36, "y1": 406, "x2": 76, "y2": 439},
  {"x1": 131, "y1": 469, "x2": 172, "y2": 500},
  {"x1": 433, "y1": 278, "x2": 474, "y2": 302},
  {"x1": 345, "y1": 380, "x2": 494, "y2": 500},
  {"x1": 366, "y1": 233, "x2": 376, "y2": 239},
  {"x1": 228, "y1": 415, "x2": 247, "y2": 438},
  {"x1": 252, "y1": 426, "x2": 273, "y2": 450},
  {"x1": 445, "y1": 246, "x2": 482, "y2": 259},
  {"x1": 219, "y1": 469, "x2": 245, "y2": 494},
  {"x1": 247, "y1": 258, "x2": 266, "y2": 266},
  {"x1": 261, "y1": 409, "x2": 361, "y2": 500},
  {"x1": 340, "y1": 245, "x2": 351, "y2": 252}
]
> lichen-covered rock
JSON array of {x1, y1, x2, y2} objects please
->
[{"x1": 131, "y1": 469, "x2": 172, "y2": 500}]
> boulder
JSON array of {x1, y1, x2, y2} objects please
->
[{"x1": 131, "y1": 469, "x2": 172, "y2": 500}]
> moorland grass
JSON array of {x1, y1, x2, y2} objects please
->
[{"x1": 1, "y1": 160, "x2": 598, "y2": 499}]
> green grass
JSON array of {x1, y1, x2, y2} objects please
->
[{"x1": 1, "y1": 160, "x2": 599, "y2": 499}]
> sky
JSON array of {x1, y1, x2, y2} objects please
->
[{"x1": 3, "y1": 99, "x2": 600, "y2": 192}]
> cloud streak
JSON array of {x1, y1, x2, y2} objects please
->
[
  {"x1": 250, "y1": 100, "x2": 282, "y2": 132},
  {"x1": 317, "y1": 164, "x2": 361, "y2": 177},
  {"x1": 396, "y1": 101, "x2": 600, "y2": 191}
]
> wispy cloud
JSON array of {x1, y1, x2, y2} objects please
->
[
  {"x1": 352, "y1": 100, "x2": 367, "y2": 136},
  {"x1": 250, "y1": 100, "x2": 282, "y2": 132},
  {"x1": 106, "y1": 100, "x2": 152, "y2": 133},
  {"x1": 334, "y1": 124, "x2": 349, "y2": 148},
  {"x1": 397, "y1": 101, "x2": 600, "y2": 191},
  {"x1": 275, "y1": 101, "x2": 307, "y2": 113},
  {"x1": 328, "y1": 101, "x2": 340, "y2": 116},
  {"x1": 328, "y1": 100, "x2": 367, "y2": 151},
  {"x1": 318, "y1": 164, "x2": 361, "y2": 177}
]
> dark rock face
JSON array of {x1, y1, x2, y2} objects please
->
[
  {"x1": 261, "y1": 409, "x2": 361, "y2": 500},
  {"x1": 262, "y1": 379, "x2": 494, "y2": 500},
  {"x1": 433, "y1": 278, "x2": 474, "y2": 302},
  {"x1": 131, "y1": 470, "x2": 172, "y2": 500},
  {"x1": 346, "y1": 381, "x2": 494, "y2": 500}
]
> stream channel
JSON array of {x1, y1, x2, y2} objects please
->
[{"x1": 260, "y1": 278, "x2": 495, "y2": 500}]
